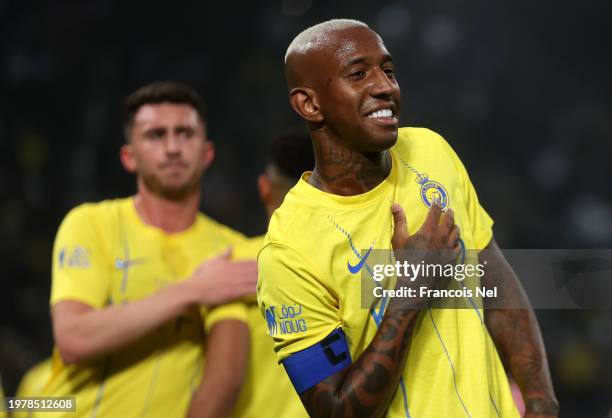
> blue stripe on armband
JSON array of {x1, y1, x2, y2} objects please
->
[{"x1": 282, "y1": 328, "x2": 352, "y2": 394}]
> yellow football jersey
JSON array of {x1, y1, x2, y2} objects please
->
[
  {"x1": 258, "y1": 128, "x2": 519, "y2": 417},
  {"x1": 44, "y1": 197, "x2": 248, "y2": 418},
  {"x1": 0, "y1": 374, "x2": 7, "y2": 418},
  {"x1": 17, "y1": 359, "x2": 52, "y2": 398},
  {"x1": 13, "y1": 358, "x2": 53, "y2": 418},
  {"x1": 230, "y1": 236, "x2": 308, "y2": 418}
]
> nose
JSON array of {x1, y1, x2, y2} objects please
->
[
  {"x1": 165, "y1": 134, "x2": 182, "y2": 155},
  {"x1": 370, "y1": 67, "x2": 397, "y2": 98}
]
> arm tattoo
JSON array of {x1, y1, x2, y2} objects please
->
[
  {"x1": 482, "y1": 240, "x2": 559, "y2": 416},
  {"x1": 300, "y1": 309, "x2": 419, "y2": 418}
]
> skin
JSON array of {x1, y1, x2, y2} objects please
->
[
  {"x1": 286, "y1": 24, "x2": 558, "y2": 417},
  {"x1": 481, "y1": 240, "x2": 560, "y2": 417},
  {"x1": 187, "y1": 320, "x2": 250, "y2": 418},
  {"x1": 287, "y1": 25, "x2": 400, "y2": 195},
  {"x1": 257, "y1": 165, "x2": 298, "y2": 218},
  {"x1": 52, "y1": 103, "x2": 255, "y2": 418},
  {"x1": 121, "y1": 103, "x2": 214, "y2": 232}
]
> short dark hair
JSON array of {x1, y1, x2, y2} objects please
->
[
  {"x1": 123, "y1": 81, "x2": 207, "y2": 140},
  {"x1": 267, "y1": 126, "x2": 314, "y2": 181}
]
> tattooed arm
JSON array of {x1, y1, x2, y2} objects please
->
[
  {"x1": 300, "y1": 203, "x2": 460, "y2": 418},
  {"x1": 301, "y1": 308, "x2": 418, "y2": 418},
  {"x1": 481, "y1": 239, "x2": 559, "y2": 418}
]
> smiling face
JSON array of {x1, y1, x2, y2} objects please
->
[
  {"x1": 288, "y1": 25, "x2": 401, "y2": 153},
  {"x1": 120, "y1": 103, "x2": 213, "y2": 201}
]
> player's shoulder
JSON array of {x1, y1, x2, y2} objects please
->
[
  {"x1": 395, "y1": 126, "x2": 452, "y2": 151},
  {"x1": 394, "y1": 127, "x2": 461, "y2": 165},
  {"x1": 260, "y1": 201, "x2": 322, "y2": 278},
  {"x1": 263, "y1": 183, "x2": 311, "y2": 247},
  {"x1": 59, "y1": 197, "x2": 129, "y2": 229}
]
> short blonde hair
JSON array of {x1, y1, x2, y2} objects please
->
[{"x1": 285, "y1": 19, "x2": 369, "y2": 62}]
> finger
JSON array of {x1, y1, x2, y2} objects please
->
[
  {"x1": 234, "y1": 270, "x2": 259, "y2": 285},
  {"x1": 232, "y1": 261, "x2": 258, "y2": 277},
  {"x1": 440, "y1": 208, "x2": 454, "y2": 233},
  {"x1": 391, "y1": 204, "x2": 409, "y2": 249},
  {"x1": 232, "y1": 263, "x2": 259, "y2": 280},
  {"x1": 446, "y1": 224, "x2": 460, "y2": 248},
  {"x1": 236, "y1": 281, "x2": 258, "y2": 295},
  {"x1": 226, "y1": 278, "x2": 258, "y2": 299},
  {"x1": 422, "y1": 201, "x2": 443, "y2": 232},
  {"x1": 450, "y1": 242, "x2": 462, "y2": 261},
  {"x1": 231, "y1": 260, "x2": 258, "y2": 269}
]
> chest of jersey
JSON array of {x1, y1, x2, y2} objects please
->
[
  {"x1": 308, "y1": 156, "x2": 479, "y2": 349},
  {"x1": 106, "y1": 221, "x2": 224, "y2": 303},
  {"x1": 100, "y1": 216, "x2": 232, "y2": 342}
]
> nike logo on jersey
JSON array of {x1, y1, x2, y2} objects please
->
[
  {"x1": 347, "y1": 245, "x2": 373, "y2": 274},
  {"x1": 115, "y1": 257, "x2": 147, "y2": 270}
]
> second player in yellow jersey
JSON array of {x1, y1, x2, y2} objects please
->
[
  {"x1": 231, "y1": 126, "x2": 314, "y2": 418},
  {"x1": 45, "y1": 82, "x2": 258, "y2": 418},
  {"x1": 45, "y1": 198, "x2": 248, "y2": 418}
]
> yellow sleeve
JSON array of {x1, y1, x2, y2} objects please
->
[
  {"x1": 257, "y1": 243, "x2": 341, "y2": 362},
  {"x1": 51, "y1": 205, "x2": 110, "y2": 308},
  {"x1": 0, "y1": 375, "x2": 7, "y2": 418},
  {"x1": 435, "y1": 131, "x2": 494, "y2": 249},
  {"x1": 202, "y1": 302, "x2": 248, "y2": 333}
]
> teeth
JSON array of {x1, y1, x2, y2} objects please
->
[{"x1": 367, "y1": 109, "x2": 393, "y2": 118}]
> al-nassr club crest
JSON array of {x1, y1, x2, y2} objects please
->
[{"x1": 415, "y1": 172, "x2": 449, "y2": 209}]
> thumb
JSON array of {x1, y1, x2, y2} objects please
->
[{"x1": 391, "y1": 204, "x2": 409, "y2": 249}]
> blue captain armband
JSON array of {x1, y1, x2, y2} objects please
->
[{"x1": 282, "y1": 328, "x2": 352, "y2": 394}]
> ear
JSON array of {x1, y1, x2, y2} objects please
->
[
  {"x1": 289, "y1": 87, "x2": 323, "y2": 123},
  {"x1": 257, "y1": 173, "x2": 272, "y2": 205},
  {"x1": 120, "y1": 144, "x2": 137, "y2": 173},
  {"x1": 201, "y1": 140, "x2": 215, "y2": 170}
]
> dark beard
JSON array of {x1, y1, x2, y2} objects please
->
[{"x1": 141, "y1": 170, "x2": 202, "y2": 202}]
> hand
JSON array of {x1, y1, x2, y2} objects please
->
[
  {"x1": 389, "y1": 202, "x2": 461, "y2": 308},
  {"x1": 185, "y1": 248, "x2": 258, "y2": 306},
  {"x1": 524, "y1": 397, "x2": 559, "y2": 418},
  {"x1": 391, "y1": 202, "x2": 461, "y2": 262}
]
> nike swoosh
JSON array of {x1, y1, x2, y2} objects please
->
[
  {"x1": 115, "y1": 258, "x2": 147, "y2": 269},
  {"x1": 347, "y1": 246, "x2": 373, "y2": 274}
]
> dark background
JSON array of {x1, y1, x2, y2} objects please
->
[{"x1": 1, "y1": 1, "x2": 611, "y2": 416}]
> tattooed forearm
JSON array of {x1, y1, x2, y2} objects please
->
[
  {"x1": 485, "y1": 309, "x2": 558, "y2": 412},
  {"x1": 300, "y1": 308, "x2": 419, "y2": 418},
  {"x1": 482, "y1": 240, "x2": 559, "y2": 416}
]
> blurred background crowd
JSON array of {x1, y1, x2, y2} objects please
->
[{"x1": 1, "y1": 1, "x2": 611, "y2": 416}]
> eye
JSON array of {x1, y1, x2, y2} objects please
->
[
  {"x1": 383, "y1": 66, "x2": 395, "y2": 78},
  {"x1": 350, "y1": 70, "x2": 366, "y2": 80},
  {"x1": 146, "y1": 128, "x2": 165, "y2": 140},
  {"x1": 176, "y1": 127, "x2": 195, "y2": 139}
]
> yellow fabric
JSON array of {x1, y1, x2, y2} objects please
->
[
  {"x1": 44, "y1": 197, "x2": 248, "y2": 418},
  {"x1": 16, "y1": 359, "x2": 52, "y2": 398},
  {"x1": 0, "y1": 373, "x2": 7, "y2": 418},
  {"x1": 230, "y1": 236, "x2": 308, "y2": 418},
  {"x1": 258, "y1": 128, "x2": 519, "y2": 417},
  {"x1": 13, "y1": 359, "x2": 53, "y2": 418}
]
